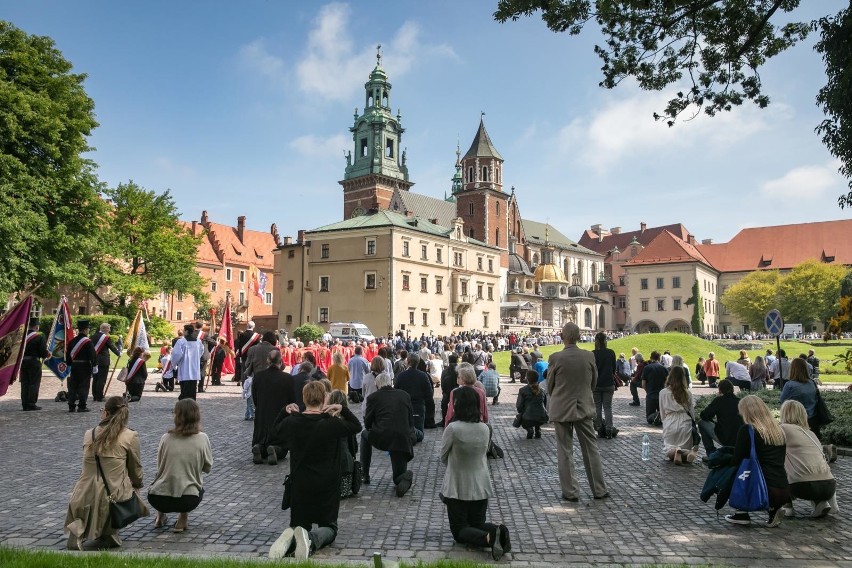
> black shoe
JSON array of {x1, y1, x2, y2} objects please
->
[
  {"x1": 395, "y1": 471, "x2": 413, "y2": 497},
  {"x1": 362, "y1": 473, "x2": 370, "y2": 485},
  {"x1": 526, "y1": 429, "x2": 534, "y2": 439},
  {"x1": 252, "y1": 444, "x2": 263, "y2": 465},
  {"x1": 69, "y1": 407, "x2": 76, "y2": 413},
  {"x1": 78, "y1": 407, "x2": 91, "y2": 413},
  {"x1": 490, "y1": 527, "x2": 504, "y2": 561},
  {"x1": 509, "y1": 379, "x2": 516, "y2": 384},
  {"x1": 562, "y1": 496, "x2": 579, "y2": 502},
  {"x1": 25, "y1": 405, "x2": 42, "y2": 411},
  {"x1": 597, "y1": 428, "x2": 608, "y2": 438},
  {"x1": 267, "y1": 446, "x2": 278, "y2": 465},
  {"x1": 607, "y1": 427, "x2": 619, "y2": 438},
  {"x1": 534, "y1": 427, "x2": 541, "y2": 439},
  {"x1": 628, "y1": 401, "x2": 641, "y2": 406},
  {"x1": 725, "y1": 512, "x2": 751, "y2": 525},
  {"x1": 594, "y1": 492, "x2": 610, "y2": 500},
  {"x1": 499, "y1": 524, "x2": 511, "y2": 553},
  {"x1": 197, "y1": 387, "x2": 205, "y2": 393}
]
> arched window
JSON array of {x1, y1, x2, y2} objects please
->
[
  {"x1": 496, "y1": 201, "x2": 500, "y2": 215},
  {"x1": 532, "y1": 252, "x2": 540, "y2": 266},
  {"x1": 599, "y1": 306, "x2": 605, "y2": 329},
  {"x1": 468, "y1": 167, "x2": 474, "y2": 183},
  {"x1": 584, "y1": 308, "x2": 592, "y2": 329},
  {"x1": 495, "y1": 228, "x2": 499, "y2": 245},
  {"x1": 496, "y1": 167, "x2": 500, "y2": 184},
  {"x1": 563, "y1": 258, "x2": 570, "y2": 275},
  {"x1": 482, "y1": 166, "x2": 488, "y2": 181},
  {"x1": 468, "y1": 203, "x2": 474, "y2": 216},
  {"x1": 577, "y1": 260, "x2": 584, "y2": 285},
  {"x1": 591, "y1": 263, "x2": 597, "y2": 284},
  {"x1": 382, "y1": 91, "x2": 388, "y2": 107}
]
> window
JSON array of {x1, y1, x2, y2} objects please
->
[
  {"x1": 496, "y1": 201, "x2": 500, "y2": 215},
  {"x1": 640, "y1": 278, "x2": 648, "y2": 290},
  {"x1": 365, "y1": 238, "x2": 376, "y2": 255},
  {"x1": 176, "y1": 311, "x2": 183, "y2": 320},
  {"x1": 704, "y1": 280, "x2": 707, "y2": 291},
  {"x1": 483, "y1": 313, "x2": 489, "y2": 328},
  {"x1": 440, "y1": 312, "x2": 446, "y2": 326},
  {"x1": 78, "y1": 306, "x2": 87, "y2": 315},
  {"x1": 477, "y1": 284, "x2": 483, "y2": 300},
  {"x1": 321, "y1": 244, "x2": 329, "y2": 259},
  {"x1": 477, "y1": 257, "x2": 483, "y2": 271},
  {"x1": 386, "y1": 138, "x2": 394, "y2": 158},
  {"x1": 656, "y1": 277, "x2": 664, "y2": 289},
  {"x1": 657, "y1": 299, "x2": 665, "y2": 311},
  {"x1": 422, "y1": 312, "x2": 428, "y2": 326},
  {"x1": 239, "y1": 291, "x2": 245, "y2": 304},
  {"x1": 421, "y1": 244, "x2": 428, "y2": 260},
  {"x1": 420, "y1": 277, "x2": 428, "y2": 293},
  {"x1": 672, "y1": 276, "x2": 681, "y2": 288},
  {"x1": 619, "y1": 276, "x2": 625, "y2": 286},
  {"x1": 265, "y1": 292, "x2": 272, "y2": 304},
  {"x1": 641, "y1": 300, "x2": 649, "y2": 312},
  {"x1": 436, "y1": 278, "x2": 443, "y2": 294},
  {"x1": 495, "y1": 229, "x2": 499, "y2": 244},
  {"x1": 287, "y1": 280, "x2": 294, "y2": 291},
  {"x1": 469, "y1": 228, "x2": 475, "y2": 238},
  {"x1": 365, "y1": 272, "x2": 377, "y2": 290},
  {"x1": 211, "y1": 281, "x2": 217, "y2": 292},
  {"x1": 286, "y1": 315, "x2": 293, "y2": 324},
  {"x1": 402, "y1": 274, "x2": 410, "y2": 290},
  {"x1": 454, "y1": 314, "x2": 463, "y2": 327},
  {"x1": 487, "y1": 286, "x2": 493, "y2": 300},
  {"x1": 360, "y1": 138, "x2": 368, "y2": 157},
  {"x1": 402, "y1": 241, "x2": 410, "y2": 257},
  {"x1": 409, "y1": 311, "x2": 415, "y2": 325},
  {"x1": 226, "y1": 268, "x2": 232, "y2": 281},
  {"x1": 288, "y1": 250, "x2": 295, "y2": 258},
  {"x1": 454, "y1": 252, "x2": 463, "y2": 267},
  {"x1": 319, "y1": 276, "x2": 329, "y2": 292},
  {"x1": 468, "y1": 203, "x2": 474, "y2": 216},
  {"x1": 436, "y1": 248, "x2": 442, "y2": 263},
  {"x1": 319, "y1": 307, "x2": 329, "y2": 323},
  {"x1": 618, "y1": 297, "x2": 626, "y2": 309},
  {"x1": 461, "y1": 281, "x2": 468, "y2": 297},
  {"x1": 239, "y1": 270, "x2": 245, "y2": 283},
  {"x1": 673, "y1": 299, "x2": 681, "y2": 311},
  {"x1": 177, "y1": 291, "x2": 184, "y2": 301},
  {"x1": 488, "y1": 258, "x2": 493, "y2": 273}
]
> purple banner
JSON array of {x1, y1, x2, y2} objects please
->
[{"x1": 0, "y1": 296, "x2": 34, "y2": 397}]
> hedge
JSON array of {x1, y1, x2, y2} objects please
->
[
  {"x1": 38, "y1": 315, "x2": 130, "y2": 337},
  {"x1": 695, "y1": 388, "x2": 852, "y2": 446}
]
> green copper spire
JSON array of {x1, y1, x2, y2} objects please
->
[
  {"x1": 450, "y1": 142, "x2": 462, "y2": 196},
  {"x1": 343, "y1": 45, "x2": 409, "y2": 182}
]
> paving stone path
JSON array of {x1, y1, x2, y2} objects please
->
[{"x1": 1, "y1": 373, "x2": 850, "y2": 566}]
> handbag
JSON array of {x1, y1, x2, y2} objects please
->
[
  {"x1": 814, "y1": 382, "x2": 834, "y2": 425},
  {"x1": 683, "y1": 405, "x2": 701, "y2": 448},
  {"x1": 613, "y1": 372, "x2": 623, "y2": 389},
  {"x1": 92, "y1": 428, "x2": 144, "y2": 529},
  {"x1": 512, "y1": 413, "x2": 522, "y2": 428},
  {"x1": 729, "y1": 426, "x2": 769, "y2": 512}
]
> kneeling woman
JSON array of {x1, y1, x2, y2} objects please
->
[
  {"x1": 780, "y1": 400, "x2": 836, "y2": 518},
  {"x1": 441, "y1": 386, "x2": 510, "y2": 561},
  {"x1": 659, "y1": 366, "x2": 697, "y2": 464},
  {"x1": 270, "y1": 381, "x2": 362, "y2": 560},
  {"x1": 147, "y1": 399, "x2": 213, "y2": 532}
]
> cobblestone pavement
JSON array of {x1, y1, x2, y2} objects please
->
[{"x1": 1, "y1": 373, "x2": 851, "y2": 567}]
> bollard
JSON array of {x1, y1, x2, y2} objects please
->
[{"x1": 373, "y1": 551, "x2": 382, "y2": 568}]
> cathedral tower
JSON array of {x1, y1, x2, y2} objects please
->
[
  {"x1": 454, "y1": 117, "x2": 509, "y2": 264},
  {"x1": 340, "y1": 47, "x2": 412, "y2": 219}
]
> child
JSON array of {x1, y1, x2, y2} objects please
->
[
  {"x1": 155, "y1": 346, "x2": 174, "y2": 392},
  {"x1": 516, "y1": 369, "x2": 548, "y2": 439},
  {"x1": 242, "y1": 374, "x2": 255, "y2": 421}
]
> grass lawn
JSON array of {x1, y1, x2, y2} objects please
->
[{"x1": 492, "y1": 333, "x2": 852, "y2": 383}]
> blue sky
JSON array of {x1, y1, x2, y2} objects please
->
[{"x1": 4, "y1": 1, "x2": 849, "y2": 243}]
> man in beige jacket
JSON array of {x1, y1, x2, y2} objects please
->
[{"x1": 546, "y1": 322, "x2": 609, "y2": 501}]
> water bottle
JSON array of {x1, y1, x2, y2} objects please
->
[{"x1": 641, "y1": 433, "x2": 650, "y2": 461}]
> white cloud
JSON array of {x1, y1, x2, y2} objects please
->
[
  {"x1": 238, "y1": 38, "x2": 286, "y2": 84},
  {"x1": 554, "y1": 90, "x2": 790, "y2": 172},
  {"x1": 760, "y1": 160, "x2": 843, "y2": 198},
  {"x1": 289, "y1": 133, "x2": 349, "y2": 158}
]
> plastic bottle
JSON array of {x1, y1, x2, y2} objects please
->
[{"x1": 641, "y1": 433, "x2": 650, "y2": 461}]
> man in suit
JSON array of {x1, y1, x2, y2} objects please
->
[
  {"x1": 546, "y1": 322, "x2": 609, "y2": 502},
  {"x1": 91, "y1": 322, "x2": 121, "y2": 402},
  {"x1": 20, "y1": 317, "x2": 49, "y2": 410},
  {"x1": 360, "y1": 373, "x2": 415, "y2": 497},
  {"x1": 244, "y1": 331, "x2": 279, "y2": 379},
  {"x1": 65, "y1": 320, "x2": 97, "y2": 413},
  {"x1": 393, "y1": 353, "x2": 432, "y2": 441},
  {"x1": 235, "y1": 321, "x2": 260, "y2": 384}
]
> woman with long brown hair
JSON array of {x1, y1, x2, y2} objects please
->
[
  {"x1": 147, "y1": 399, "x2": 212, "y2": 532},
  {"x1": 659, "y1": 366, "x2": 697, "y2": 464},
  {"x1": 65, "y1": 395, "x2": 147, "y2": 550}
]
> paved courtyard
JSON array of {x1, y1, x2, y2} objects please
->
[{"x1": 1, "y1": 374, "x2": 850, "y2": 567}]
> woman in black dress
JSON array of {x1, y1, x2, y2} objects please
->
[{"x1": 269, "y1": 381, "x2": 362, "y2": 560}]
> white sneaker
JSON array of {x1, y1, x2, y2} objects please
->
[
  {"x1": 813, "y1": 501, "x2": 832, "y2": 518},
  {"x1": 268, "y1": 527, "x2": 294, "y2": 559},
  {"x1": 294, "y1": 526, "x2": 311, "y2": 560}
]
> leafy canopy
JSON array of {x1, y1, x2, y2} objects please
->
[
  {"x1": 493, "y1": 1, "x2": 852, "y2": 206},
  {"x1": 0, "y1": 20, "x2": 105, "y2": 297},
  {"x1": 720, "y1": 269, "x2": 782, "y2": 330}
]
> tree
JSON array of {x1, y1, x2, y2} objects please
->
[
  {"x1": 86, "y1": 181, "x2": 206, "y2": 315},
  {"x1": 778, "y1": 260, "x2": 848, "y2": 326},
  {"x1": 493, "y1": 2, "x2": 852, "y2": 205},
  {"x1": 720, "y1": 270, "x2": 782, "y2": 330},
  {"x1": 828, "y1": 272, "x2": 852, "y2": 334},
  {"x1": 0, "y1": 21, "x2": 106, "y2": 297},
  {"x1": 292, "y1": 323, "x2": 324, "y2": 344},
  {"x1": 685, "y1": 279, "x2": 704, "y2": 334}
]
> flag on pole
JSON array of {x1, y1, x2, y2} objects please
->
[
  {"x1": 0, "y1": 295, "x2": 34, "y2": 397},
  {"x1": 220, "y1": 301, "x2": 235, "y2": 374},
  {"x1": 257, "y1": 270, "x2": 268, "y2": 300},
  {"x1": 45, "y1": 296, "x2": 73, "y2": 381},
  {"x1": 248, "y1": 264, "x2": 267, "y2": 300},
  {"x1": 126, "y1": 308, "x2": 150, "y2": 355}
]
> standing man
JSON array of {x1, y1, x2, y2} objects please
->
[
  {"x1": 641, "y1": 351, "x2": 668, "y2": 423},
  {"x1": 394, "y1": 353, "x2": 432, "y2": 442},
  {"x1": 347, "y1": 345, "x2": 370, "y2": 403},
  {"x1": 236, "y1": 321, "x2": 260, "y2": 384},
  {"x1": 194, "y1": 321, "x2": 213, "y2": 392},
  {"x1": 20, "y1": 317, "x2": 49, "y2": 410},
  {"x1": 91, "y1": 322, "x2": 121, "y2": 402},
  {"x1": 546, "y1": 322, "x2": 608, "y2": 502},
  {"x1": 171, "y1": 323, "x2": 204, "y2": 400},
  {"x1": 65, "y1": 320, "x2": 97, "y2": 413}
]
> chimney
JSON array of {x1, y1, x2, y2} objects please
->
[
  {"x1": 297, "y1": 230, "x2": 306, "y2": 244},
  {"x1": 191, "y1": 220, "x2": 197, "y2": 234},
  {"x1": 590, "y1": 223, "x2": 602, "y2": 234},
  {"x1": 640, "y1": 222, "x2": 647, "y2": 233},
  {"x1": 610, "y1": 227, "x2": 621, "y2": 235},
  {"x1": 702, "y1": 238, "x2": 713, "y2": 245},
  {"x1": 200, "y1": 210, "x2": 209, "y2": 228},
  {"x1": 283, "y1": 236, "x2": 293, "y2": 245},
  {"x1": 687, "y1": 234, "x2": 696, "y2": 245},
  {"x1": 237, "y1": 216, "x2": 246, "y2": 243}
]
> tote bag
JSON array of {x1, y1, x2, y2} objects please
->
[{"x1": 728, "y1": 426, "x2": 769, "y2": 512}]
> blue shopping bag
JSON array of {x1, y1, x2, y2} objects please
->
[{"x1": 729, "y1": 425, "x2": 769, "y2": 511}]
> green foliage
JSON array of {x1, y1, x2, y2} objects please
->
[
  {"x1": 777, "y1": 260, "x2": 847, "y2": 327},
  {"x1": 493, "y1": 2, "x2": 852, "y2": 207},
  {"x1": 292, "y1": 323, "x2": 324, "y2": 343},
  {"x1": 694, "y1": 388, "x2": 852, "y2": 446},
  {"x1": 145, "y1": 314, "x2": 176, "y2": 340},
  {"x1": 38, "y1": 314, "x2": 129, "y2": 337},
  {"x1": 86, "y1": 181, "x2": 207, "y2": 312},
  {"x1": 721, "y1": 270, "x2": 782, "y2": 330},
  {"x1": 0, "y1": 21, "x2": 106, "y2": 297}
]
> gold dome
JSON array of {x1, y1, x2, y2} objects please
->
[{"x1": 534, "y1": 262, "x2": 568, "y2": 283}]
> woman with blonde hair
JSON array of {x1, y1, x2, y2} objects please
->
[
  {"x1": 659, "y1": 367, "x2": 697, "y2": 464},
  {"x1": 327, "y1": 351, "x2": 350, "y2": 393},
  {"x1": 779, "y1": 400, "x2": 836, "y2": 518},
  {"x1": 725, "y1": 395, "x2": 789, "y2": 527},
  {"x1": 670, "y1": 354, "x2": 691, "y2": 387},
  {"x1": 737, "y1": 349, "x2": 751, "y2": 370},
  {"x1": 148, "y1": 399, "x2": 213, "y2": 532},
  {"x1": 65, "y1": 396, "x2": 148, "y2": 550}
]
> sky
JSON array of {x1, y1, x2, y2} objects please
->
[{"x1": 3, "y1": 0, "x2": 850, "y2": 244}]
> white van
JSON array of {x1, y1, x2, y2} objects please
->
[{"x1": 328, "y1": 322, "x2": 376, "y2": 342}]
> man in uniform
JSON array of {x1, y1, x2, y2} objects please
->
[
  {"x1": 194, "y1": 321, "x2": 213, "y2": 392},
  {"x1": 91, "y1": 322, "x2": 122, "y2": 402},
  {"x1": 235, "y1": 321, "x2": 259, "y2": 383},
  {"x1": 20, "y1": 317, "x2": 49, "y2": 410},
  {"x1": 65, "y1": 320, "x2": 97, "y2": 413}
]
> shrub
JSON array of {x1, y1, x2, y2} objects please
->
[
  {"x1": 145, "y1": 315, "x2": 176, "y2": 340},
  {"x1": 695, "y1": 388, "x2": 852, "y2": 446},
  {"x1": 38, "y1": 314, "x2": 129, "y2": 337},
  {"x1": 292, "y1": 323, "x2": 324, "y2": 344}
]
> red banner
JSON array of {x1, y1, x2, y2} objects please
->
[{"x1": 219, "y1": 303, "x2": 235, "y2": 374}]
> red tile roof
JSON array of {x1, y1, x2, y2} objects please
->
[
  {"x1": 624, "y1": 230, "x2": 715, "y2": 269},
  {"x1": 578, "y1": 223, "x2": 692, "y2": 255},
  {"x1": 205, "y1": 222, "x2": 276, "y2": 270},
  {"x1": 697, "y1": 220, "x2": 852, "y2": 273},
  {"x1": 181, "y1": 221, "x2": 221, "y2": 265}
]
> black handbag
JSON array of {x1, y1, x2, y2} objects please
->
[
  {"x1": 92, "y1": 429, "x2": 143, "y2": 529},
  {"x1": 281, "y1": 474, "x2": 294, "y2": 510},
  {"x1": 814, "y1": 382, "x2": 834, "y2": 425}
]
